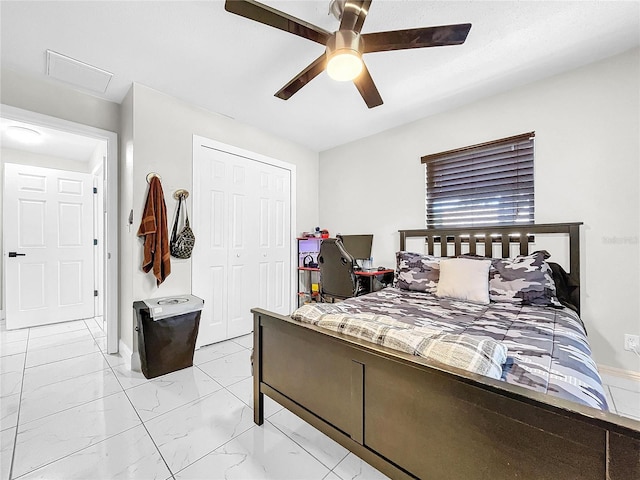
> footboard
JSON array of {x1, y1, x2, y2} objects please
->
[{"x1": 252, "y1": 308, "x2": 640, "y2": 480}]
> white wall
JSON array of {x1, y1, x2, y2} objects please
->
[
  {"x1": 1, "y1": 147, "x2": 95, "y2": 173},
  {"x1": 1, "y1": 69, "x2": 119, "y2": 133},
  {"x1": 89, "y1": 142, "x2": 107, "y2": 174},
  {"x1": 319, "y1": 48, "x2": 640, "y2": 373},
  {"x1": 119, "y1": 89, "x2": 135, "y2": 353},
  {"x1": 120, "y1": 83, "x2": 319, "y2": 352}
]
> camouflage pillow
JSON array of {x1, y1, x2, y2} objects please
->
[
  {"x1": 396, "y1": 251, "x2": 440, "y2": 293},
  {"x1": 489, "y1": 251, "x2": 560, "y2": 306}
]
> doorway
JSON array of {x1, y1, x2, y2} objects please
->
[{"x1": 0, "y1": 105, "x2": 118, "y2": 353}]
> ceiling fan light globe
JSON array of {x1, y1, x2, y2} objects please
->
[{"x1": 327, "y1": 50, "x2": 363, "y2": 81}]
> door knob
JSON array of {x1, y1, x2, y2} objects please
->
[
  {"x1": 8, "y1": 252, "x2": 26, "y2": 257},
  {"x1": 236, "y1": 254, "x2": 240, "y2": 257}
]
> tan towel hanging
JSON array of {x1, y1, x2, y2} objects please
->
[{"x1": 138, "y1": 176, "x2": 171, "y2": 285}]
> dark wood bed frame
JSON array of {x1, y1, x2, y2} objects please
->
[{"x1": 252, "y1": 223, "x2": 639, "y2": 479}]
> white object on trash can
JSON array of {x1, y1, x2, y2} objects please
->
[{"x1": 142, "y1": 295, "x2": 204, "y2": 321}]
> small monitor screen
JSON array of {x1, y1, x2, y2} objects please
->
[{"x1": 339, "y1": 234, "x2": 373, "y2": 260}]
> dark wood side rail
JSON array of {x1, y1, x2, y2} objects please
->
[{"x1": 252, "y1": 309, "x2": 640, "y2": 480}]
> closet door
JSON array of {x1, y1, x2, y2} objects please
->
[
  {"x1": 193, "y1": 149, "x2": 230, "y2": 346},
  {"x1": 193, "y1": 140, "x2": 292, "y2": 346},
  {"x1": 256, "y1": 164, "x2": 291, "y2": 316},
  {"x1": 226, "y1": 156, "x2": 260, "y2": 339}
]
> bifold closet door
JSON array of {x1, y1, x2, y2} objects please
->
[
  {"x1": 193, "y1": 143, "x2": 291, "y2": 347},
  {"x1": 255, "y1": 162, "x2": 291, "y2": 320}
]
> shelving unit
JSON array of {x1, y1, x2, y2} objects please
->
[{"x1": 297, "y1": 237, "x2": 322, "y2": 307}]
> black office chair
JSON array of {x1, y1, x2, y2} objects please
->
[{"x1": 318, "y1": 238, "x2": 362, "y2": 302}]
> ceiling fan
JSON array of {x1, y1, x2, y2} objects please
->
[{"x1": 224, "y1": 0, "x2": 472, "y2": 108}]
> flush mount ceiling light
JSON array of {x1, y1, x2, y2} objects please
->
[
  {"x1": 224, "y1": 0, "x2": 472, "y2": 108},
  {"x1": 5, "y1": 126, "x2": 42, "y2": 144},
  {"x1": 326, "y1": 30, "x2": 363, "y2": 81}
]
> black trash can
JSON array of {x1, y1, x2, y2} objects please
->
[{"x1": 133, "y1": 295, "x2": 204, "y2": 379}]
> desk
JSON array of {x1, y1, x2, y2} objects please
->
[
  {"x1": 297, "y1": 267, "x2": 320, "y2": 306},
  {"x1": 354, "y1": 269, "x2": 394, "y2": 293}
]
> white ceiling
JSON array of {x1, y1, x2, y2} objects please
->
[
  {"x1": 0, "y1": 118, "x2": 104, "y2": 162},
  {"x1": 1, "y1": 1, "x2": 638, "y2": 152}
]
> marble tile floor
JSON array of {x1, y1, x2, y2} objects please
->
[
  {"x1": 1, "y1": 317, "x2": 639, "y2": 479},
  {"x1": 0, "y1": 319, "x2": 388, "y2": 480}
]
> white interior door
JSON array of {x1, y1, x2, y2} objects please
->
[
  {"x1": 193, "y1": 139, "x2": 292, "y2": 347},
  {"x1": 256, "y1": 164, "x2": 291, "y2": 315},
  {"x1": 193, "y1": 150, "x2": 231, "y2": 346},
  {"x1": 226, "y1": 157, "x2": 260, "y2": 339},
  {"x1": 3, "y1": 163, "x2": 94, "y2": 329}
]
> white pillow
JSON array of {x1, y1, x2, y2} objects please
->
[{"x1": 436, "y1": 258, "x2": 491, "y2": 304}]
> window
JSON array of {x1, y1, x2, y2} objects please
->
[{"x1": 422, "y1": 132, "x2": 534, "y2": 229}]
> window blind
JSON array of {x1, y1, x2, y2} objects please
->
[{"x1": 422, "y1": 132, "x2": 535, "y2": 228}]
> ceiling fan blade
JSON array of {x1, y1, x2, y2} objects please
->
[
  {"x1": 339, "y1": 0, "x2": 372, "y2": 34},
  {"x1": 353, "y1": 63, "x2": 383, "y2": 109},
  {"x1": 225, "y1": 0, "x2": 331, "y2": 45},
  {"x1": 362, "y1": 23, "x2": 472, "y2": 53},
  {"x1": 275, "y1": 54, "x2": 327, "y2": 101}
]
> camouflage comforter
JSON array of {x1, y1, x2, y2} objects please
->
[{"x1": 301, "y1": 287, "x2": 608, "y2": 411}]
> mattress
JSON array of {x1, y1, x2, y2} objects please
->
[{"x1": 301, "y1": 287, "x2": 608, "y2": 411}]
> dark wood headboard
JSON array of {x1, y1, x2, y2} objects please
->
[{"x1": 398, "y1": 223, "x2": 583, "y2": 310}]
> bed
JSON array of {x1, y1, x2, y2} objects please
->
[{"x1": 251, "y1": 223, "x2": 640, "y2": 479}]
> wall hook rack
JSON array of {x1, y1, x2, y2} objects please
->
[{"x1": 173, "y1": 189, "x2": 189, "y2": 200}]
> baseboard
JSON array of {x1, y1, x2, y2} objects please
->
[
  {"x1": 118, "y1": 339, "x2": 140, "y2": 372},
  {"x1": 598, "y1": 364, "x2": 640, "y2": 382}
]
